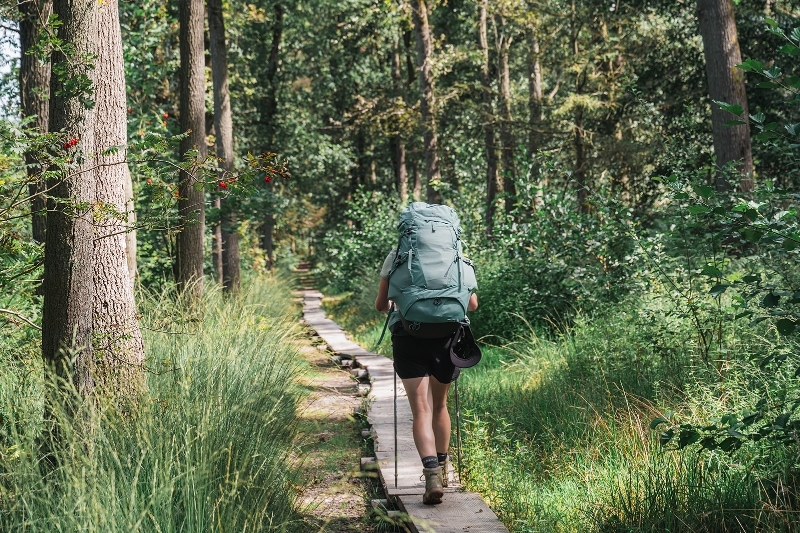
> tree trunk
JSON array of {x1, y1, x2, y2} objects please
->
[
  {"x1": 528, "y1": 30, "x2": 545, "y2": 210},
  {"x1": 479, "y1": 0, "x2": 498, "y2": 234},
  {"x1": 42, "y1": 0, "x2": 97, "y2": 394},
  {"x1": 208, "y1": 0, "x2": 240, "y2": 292},
  {"x1": 410, "y1": 0, "x2": 442, "y2": 204},
  {"x1": 392, "y1": 38, "x2": 408, "y2": 203},
  {"x1": 19, "y1": 0, "x2": 52, "y2": 244},
  {"x1": 177, "y1": 0, "x2": 207, "y2": 295},
  {"x1": 260, "y1": 3, "x2": 282, "y2": 269},
  {"x1": 571, "y1": 2, "x2": 589, "y2": 214},
  {"x1": 92, "y1": 0, "x2": 145, "y2": 398},
  {"x1": 696, "y1": 0, "x2": 753, "y2": 191},
  {"x1": 413, "y1": 160, "x2": 422, "y2": 201},
  {"x1": 497, "y1": 17, "x2": 516, "y2": 215},
  {"x1": 211, "y1": 197, "x2": 223, "y2": 285}
]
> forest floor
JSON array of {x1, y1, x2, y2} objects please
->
[{"x1": 291, "y1": 316, "x2": 379, "y2": 532}]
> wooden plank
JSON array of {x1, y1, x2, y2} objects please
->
[{"x1": 397, "y1": 492, "x2": 508, "y2": 533}]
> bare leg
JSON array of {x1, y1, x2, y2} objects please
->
[
  {"x1": 430, "y1": 377, "x2": 451, "y2": 454},
  {"x1": 402, "y1": 376, "x2": 437, "y2": 459}
]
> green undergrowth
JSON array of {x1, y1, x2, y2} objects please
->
[
  {"x1": 322, "y1": 279, "x2": 799, "y2": 532},
  {"x1": 0, "y1": 276, "x2": 307, "y2": 532}
]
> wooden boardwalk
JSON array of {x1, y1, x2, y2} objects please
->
[{"x1": 301, "y1": 289, "x2": 508, "y2": 533}]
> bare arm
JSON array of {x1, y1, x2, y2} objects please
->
[
  {"x1": 468, "y1": 293, "x2": 478, "y2": 312},
  {"x1": 375, "y1": 277, "x2": 391, "y2": 312}
]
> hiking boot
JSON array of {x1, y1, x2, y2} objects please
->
[
  {"x1": 422, "y1": 467, "x2": 444, "y2": 505},
  {"x1": 439, "y1": 457, "x2": 449, "y2": 487}
]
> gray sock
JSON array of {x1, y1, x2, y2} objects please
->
[{"x1": 422, "y1": 456, "x2": 438, "y2": 469}]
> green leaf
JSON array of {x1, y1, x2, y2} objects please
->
[
  {"x1": 774, "y1": 413, "x2": 791, "y2": 429},
  {"x1": 757, "y1": 131, "x2": 780, "y2": 141},
  {"x1": 723, "y1": 119, "x2": 747, "y2": 127},
  {"x1": 765, "y1": 17, "x2": 778, "y2": 28},
  {"x1": 745, "y1": 208, "x2": 760, "y2": 221},
  {"x1": 702, "y1": 264, "x2": 724, "y2": 277},
  {"x1": 650, "y1": 417, "x2": 669, "y2": 430},
  {"x1": 674, "y1": 192, "x2": 690, "y2": 199},
  {"x1": 776, "y1": 319, "x2": 795, "y2": 335},
  {"x1": 780, "y1": 44, "x2": 800, "y2": 55},
  {"x1": 743, "y1": 274, "x2": 760, "y2": 283},
  {"x1": 714, "y1": 101, "x2": 743, "y2": 115},
  {"x1": 783, "y1": 239, "x2": 798, "y2": 251},
  {"x1": 742, "y1": 228, "x2": 763, "y2": 242},
  {"x1": 785, "y1": 124, "x2": 799, "y2": 136},
  {"x1": 678, "y1": 429, "x2": 701, "y2": 449},
  {"x1": 750, "y1": 112, "x2": 766, "y2": 124},
  {"x1": 659, "y1": 429, "x2": 675, "y2": 446},
  {"x1": 719, "y1": 436, "x2": 742, "y2": 452},
  {"x1": 791, "y1": 27, "x2": 800, "y2": 43},
  {"x1": 693, "y1": 185, "x2": 715, "y2": 199},
  {"x1": 762, "y1": 292, "x2": 781, "y2": 308},
  {"x1": 736, "y1": 58, "x2": 764, "y2": 72},
  {"x1": 688, "y1": 205, "x2": 712, "y2": 215},
  {"x1": 764, "y1": 66, "x2": 782, "y2": 79},
  {"x1": 700, "y1": 436, "x2": 718, "y2": 450},
  {"x1": 710, "y1": 284, "x2": 731, "y2": 297},
  {"x1": 786, "y1": 76, "x2": 800, "y2": 88}
]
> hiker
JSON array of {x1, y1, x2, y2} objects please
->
[{"x1": 374, "y1": 202, "x2": 480, "y2": 505}]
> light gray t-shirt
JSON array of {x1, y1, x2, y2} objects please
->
[{"x1": 379, "y1": 250, "x2": 398, "y2": 279}]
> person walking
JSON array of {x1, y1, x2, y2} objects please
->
[{"x1": 374, "y1": 202, "x2": 479, "y2": 505}]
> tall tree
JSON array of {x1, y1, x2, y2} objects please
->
[
  {"x1": 571, "y1": 0, "x2": 589, "y2": 213},
  {"x1": 479, "y1": 0, "x2": 498, "y2": 234},
  {"x1": 410, "y1": 0, "x2": 442, "y2": 204},
  {"x1": 42, "y1": 0, "x2": 97, "y2": 394},
  {"x1": 92, "y1": 0, "x2": 145, "y2": 396},
  {"x1": 696, "y1": 0, "x2": 753, "y2": 191},
  {"x1": 527, "y1": 29, "x2": 545, "y2": 210},
  {"x1": 19, "y1": 0, "x2": 52, "y2": 243},
  {"x1": 208, "y1": 0, "x2": 240, "y2": 291},
  {"x1": 260, "y1": 3, "x2": 282, "y2": 270},
  {"x1": 497, "y1": 16, "x2": 516, "y2": 215},
  {"x1": 177, "y1": 0, "x2": 207, "y2": 295},
  {"x1": 391, "y1": 37, "x2": 408, "y2": 203}
]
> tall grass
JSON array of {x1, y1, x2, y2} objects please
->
[
  {"x1": 458, "y1": 302, "x2": 798, "y2": 532},
  {"x1": 0, "y1": 276, "x2": 305, "y2": 532}
]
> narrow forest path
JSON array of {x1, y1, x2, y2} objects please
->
[
  {"x1": 290, "y1": 265, "x2": 378, "y2": 532},
  {"x1": 295, "y1": 263, "x2": 509, "y2": 533}
]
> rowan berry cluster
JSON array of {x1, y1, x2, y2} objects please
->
[{"x1": 62, "y1": 138, "x2": 79, "y2": 149}]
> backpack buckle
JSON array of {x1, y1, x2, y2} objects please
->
[
  {"x1": 409, "y1": 322, "x2": 421, "y2": 331},
  {"x1": 433, "y1": 297, "x2": 442, "y2": 306}
]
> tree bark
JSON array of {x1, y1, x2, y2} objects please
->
[
  {"x1": 479, "y1": 0, "x2": 498, "y2": 234},
  {"x1": 42, "y1": 0, "x2": 97, "y2": 394},
  {"x1": 92, "y1": 0, "x2": 145, "y2": 398},
  {"x1": 571, "y1": 2, "x2": 588, "y2": 213},
  {"x1": 19, "y1": 0, "x2": 52, "y2": 244},
  {"x1": 212, "y1": 197, "x2": 223, "y2": 285},
  {"x1": 124, "y1": 171, "x2": 137, "y2": 284},
  {"x1": 410, "y1": 0, "x2": 442, "y2": 204},
  {"x1": 696, "y1": 0, "x2": 753, "y2": 191},
  {"x1": 208, "y1": 0, "x2": 240, "y2": 292},
  {"x1": 260, "y1": 3, "x2": 282, "y2": 270},
  {"x1": 391, "y1": 38, "x2": 408, "y2": 203},
  {"x1": 497, "y1": 17, "x2": 516, "y2": 215},
  {"x1": 177, "y1": 0, "x2": 207, "y2": 295},
  {"x1": 528, "y1": 30, "x2": 545, "y2": 210}
]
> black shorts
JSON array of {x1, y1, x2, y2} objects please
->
[{"x1": 392, "y1": 334, "x2": 460, "y2": 384}]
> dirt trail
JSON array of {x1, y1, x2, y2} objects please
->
[{"x1": 292, "y1": 309, "x2": 376, "y2": 531}]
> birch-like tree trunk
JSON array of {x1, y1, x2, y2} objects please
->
[
  {"x1": 177, "y1": 0, "x2": 207, "y2": 295},
  {"x1": 92, "y1": 0, "x2": 145, "y2": 398},
  {"x1": 391, "y1": 38, "x2": 408, "y2": 203},
  {"x1": 497, "y1": 17, "x2": 516, "y2": 215},
  {"x1": 479, "y1": 0, "x2": 498, "y2": 234},
  {"x1": 410, "y1": 0, "x2": 442, "y2": 204},
  {"x1": 42, "y1": 0, "x2": 97, "y2": 394},
  {"x1": 696, "y1": 0, "x2": 753, "y2": 191},
  {"x1": 19, "y1": 0, "x2": 52, "y2": 244},
  {"x1": 527, "y1": 30, "x2": 545, "y2": 210},
  {"x1": 208, "y1": 0, "x2": 240, "y2": 292}
]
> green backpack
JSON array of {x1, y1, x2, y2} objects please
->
[{"x1": 386, "y1": 202, "x2": 477, "y2": 338}]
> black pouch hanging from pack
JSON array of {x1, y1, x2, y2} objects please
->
[{"x1": 446, "y1": 324, "x2": 482, "y2": 368}]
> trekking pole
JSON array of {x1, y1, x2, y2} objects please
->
[
  {"x1": 454, "y1": 378, "x2": 463, "y2": 484},
  {"x1": 394, "y1": 366, "x2": 398, "y2": 488}
]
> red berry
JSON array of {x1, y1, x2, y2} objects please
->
[
  {"x1": 146, "y1": 179, "x2": 153, "y2": 185},
  {"x1": 128, "y1": 108, "x2": 133, "y2": 114},
  {"x1": 264, "y1": 177, "x2": 272, "y2": 183},
  {"x1": 163, "y1": 113, "x2": 168, "y2": 119},
  {"x1": 219, "y1": 181, "x2": 227, "y2": 188},
  {"x1": 146, "y1": 121, "x2": 151, "y2": 125}
]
